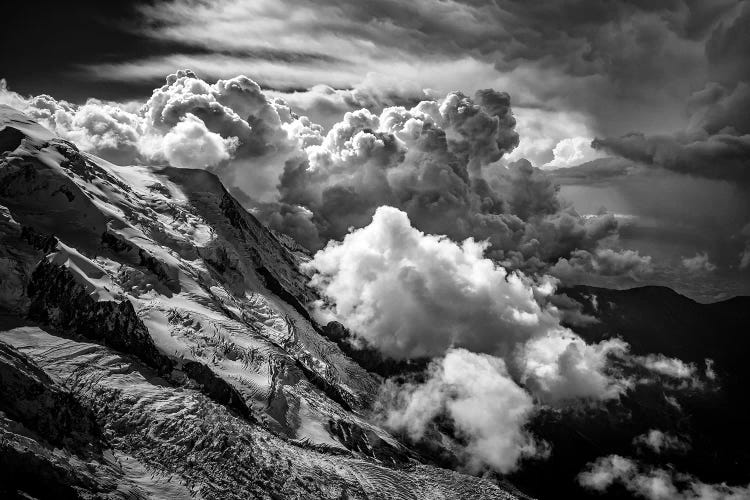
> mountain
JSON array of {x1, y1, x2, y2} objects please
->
[
  {"x1": 508, "y1": 285, "x2": 750, "y2": 500},
  {"x1": 0, "y1": 105, "x2": 530, "y2": 499}
]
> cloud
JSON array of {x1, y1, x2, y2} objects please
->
[
  {"x1": 681, "y1": 252, "x2": 717, "y2": 273},
  {"x1": 379, "y1": 348, "x2": 543, "y2": 473},
  {"x1": 502, "y1": 108, "x2": 599, "y2": 168},
  {"x1": 592, "y1": 3, "x2": 750, "y2": 184},
  {"x1": 161, "y1": 113, "x2": 238, "y2": 169},
  {"x1": 1, "y1": 70, "x2": 322, "y2": 202},
  {"x1": 266, "y1": 91, "x2": 633, "y2": 280},
  {"x1": 633, "y1": 430, "x2": 690, "y2": 454},
  {"x1": 543, "y1": 136, "x2": 606, "y2": 169},
  {"x1": 592, "y1": 131, "x2": 750, "y2": 182},
  {"x1": 7, "y1": 92, "x2": 144, "y2": 165},
  {"x1": 3, "y1": 71, "x2": 651, "y2": 285},
  {"x1": 549, "y1": 248, "x2": 653, "y2": 284},
  {"x1": 518, "y1": 334, "x2": 631, "y2": 404},
  {"x1": 303, "y1": 206, "x2": 631, "y2": 398},
  {"x1": 302, "y1": 206, "x2": 561, "y2": 360},
  {"x1": 634, "y1": 353, "x2": 698, "y2": 380},
  {"x1": 578, "y1": 455, "x2": 750, "y2": 500}
]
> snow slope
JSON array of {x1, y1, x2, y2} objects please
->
[{"x1": 0, "y1": 105, "x2": 531, "y2": 499}]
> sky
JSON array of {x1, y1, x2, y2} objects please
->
[{"x1": 2, "y1": 0, "x2": 750, "y2": 302}]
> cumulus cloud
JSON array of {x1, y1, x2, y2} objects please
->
[
  {"x1": 682, "y1": 252, "x2": 718, "y2": 273},
  {"x1": 265, "y1": 90, "x2": 632, "y2": 281},
  {"x1": 543, "y1": 136, "x2": 607, "y2": 169},
  {"x1": 11, "y1": 93, "x2": 144, "y2": 165},
  {"x1": 578, "y1": 455, "x2": 750, "y2": 500},
  {"x1": 161, "y1": 113, "x2": 238, "y2": 169},
  {"x1": 302, "y1": 206, "x2": 561, "y2": 360},
  {"x1": 0, "y1": 70, "x2": 318, "y2": 201},
  {"x1": 380, "y1": 348, "x2": 543, "y2": 473},
  {"x1": 549, "y1": 248, "x2": 653, "y2": 284},
  {"x1": 633, "y1": 430, "x2": 690, "y2": 455},
  {"x1": 519, "y1": 334, "x2": 631, "y2": 404}
]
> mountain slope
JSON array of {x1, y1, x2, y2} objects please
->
[{"x1": 0, "y1": 105, "x2": 530, "y2": 499}]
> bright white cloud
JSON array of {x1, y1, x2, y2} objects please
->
[
  {"x1": 578, "y1": 455, "x2": 750, "y2": 500},
  {"x1": 503, "y1": 109, "x2": 598, "y2": 168},
  {"x1": 161, "y1": 113, "x2": 238, "y2": 169},
  {"x1": 381, "y1": 348, "x2": 543, "y2": 473},
  {"x1": 519, "y1": 333, "x2": 631, "y2": 403},
  {"x1": 303, "y1": 205, "x2": 562, "y2": 360},
  {"x1": 634, "y1": 353, "x2": 698, "y2": 380},
  {"x1": 543, "y1": 136, "x2": 607, "y2": 169}
]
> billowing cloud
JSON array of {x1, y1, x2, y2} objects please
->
[
  {"x1": 161, "y1": 113, "x2": 238, "y2": 169},
  {"x1": 543, "y1": 136, "x2": 606, "y2": 169},
  {"x1": 379, "y1": 348, "x2": 543, "y2": 473},
  {"x1": 549, "y1": 248, "x2": 653, "y2": 284},
  {"x1": 681, "y1": 252, "x2": 717, "y2": 273},
  {"x1": 518, "y1": 334, "x2": 631, "y2": 404},
  {"x1": 578, "y1": 455, "x2": 750, "y2": 499},
  {"x1": 13, "y1": 93, "x2": 144, "y2": 165},
  {"x1": 303, "y1": 205, "x2": 629, "y2": 399},
  {"x1": 302, "y1": 206, "x2": 562, "y2": 360},
  {"x1": 265, "y1": 91, "x2": 631, "y2": 281}
]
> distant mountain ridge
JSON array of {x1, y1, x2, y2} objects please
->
[{"x1": 508, "y1": 284, "x2": 750, "y2": 500}]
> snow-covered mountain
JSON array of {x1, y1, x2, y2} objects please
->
[{"x1": 0, "y1": 104, "x2": 531, "y2": 499}]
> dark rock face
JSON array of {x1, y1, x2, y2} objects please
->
[
  {"x1": 182, "y1": 360, "x2": 255, "y2": 422},
  {"x1": 328, "y1": 419, "x2": 410, "y2": 464},
  {"x1": 0, "y1": 341, "x2": 100, "y2": 452},
  {"x1": 0, "y1": 126, "x2": 25, "y2": 153},
  {"x1": 27, "y1": 258, "x2": 173, "y2": 374},
  {"x1": 321, "y1": 321, "x2": 428, "y2": 378},
  {"x1": 0, "y1": 340, "x2": 111, "y2": 500}
]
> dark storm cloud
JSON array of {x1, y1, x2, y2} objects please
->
[
  {"x1": 46, "y1": 0, "x2": 738, "y2": 143},
  {"x1": 593, "y1": 2, "x2": 750, "y2": 183}
]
